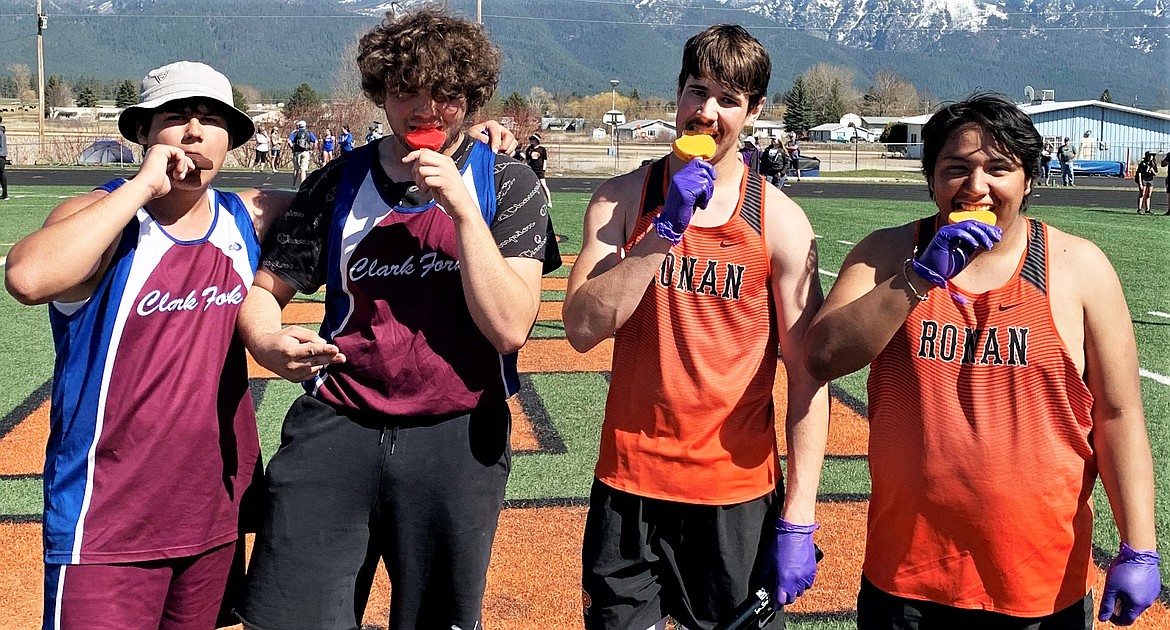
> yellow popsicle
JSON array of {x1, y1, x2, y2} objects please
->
[
  {"x1": 948, "y1": 208, "x2": 997, "y2": 226},
  {"x1": 672, "y1": 134, "x2": 717, "y2": 161}
]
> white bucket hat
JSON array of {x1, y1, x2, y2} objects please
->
[{"x1": 119, "y1": 61, "x2": 255, "y2": 149}]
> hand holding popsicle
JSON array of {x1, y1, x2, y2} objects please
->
[{"x1": 912, "y1": 215, "x2": 1002, "y2": 286}]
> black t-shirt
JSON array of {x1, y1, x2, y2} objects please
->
[
  {"x1": 263, "y1": 136, "x2": 557, "y2": 293},
  {"x1": 525, "y1": 144, "x2": 548, "y2": 173}
]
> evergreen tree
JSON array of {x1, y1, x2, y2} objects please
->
[
  {"x1": 76, "y1": 86, "x2": 98, "y2": 108},
  {"x1": 284, "y1": 83, "x2": 321, "y2": 115},
  {"x1": 45, "y1": 75, "x2": 72, "y2": 108},
  {"x1": 115, "y1": 80, "x2": 138, "y2": 108},
  {"x1": 232, "y1": 86, "x2": 248, "y2": 112},
  {"x1": 782, "y1": 76, "x2": 812, "y2": 136},
  {"x1": 503, "y1": 91, "x2": 527, "y2": 108}
]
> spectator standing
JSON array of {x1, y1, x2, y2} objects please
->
[
  {"x1": 1058, "y1": 136, "x2": 1076, "y2": 186},
  {"x1": 4, "y1": 60, "x2": 293, "y2": 629},
  {"x1": 785, "y1": 132, "x2": 802, "y2": 182},
  {"x1": 321, "y1": 128, "x2": 335, "y2": 165},
  {"x1": 252, "y1": 128, "x2": 272, "y2": 172},
  {"x1": 287, "y1": 120, "x2": 317, "y2": 188},
  {"x1": 761, "y1": 135, "x2": 790, "y2": 188},
  {"x1": 1135, "y1": 151, "x2": 1157, "y2": 214},
  {"x1": 0, "y1": 115, "x2": 8, "y2": 199},
  {"x1": 740, "y1": 135, "x2": 761, "y2": 173},
  {"x1": 269, "y1": 125, "x2": 282, "y2": 172},
  {"x1": 365, "y1": 123, "x2": 383, "y2": 144},
  {"x1": 1039, "y1": 141, "x2": 1053, "y2": 186},
  {"x1": 523, "y1": 133, "x2": 552, "y2": 206},
  {"x1": 564, "y1": 23, "x2": 828, "y2": 629},
  {"x1": 235, "y1": 8, "x2": 553, "y2": 630},
  {"x1": 806, "y1": 92, "x2": 1161, "y2": 630},
  {"x1": 338, "y1": 125, "x2": 354, "y2": 154},
  {"x1": 1162, "y1": 152, "x2": 1170, "y2": 215}
]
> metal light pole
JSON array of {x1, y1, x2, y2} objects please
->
[
  {"x1": 36, "y1": 0, "x2": 46, "y2": 151},
  {"x1": 849, "y1": 122, "x2": 858, "y2": 171},
  {"x1": 476, "y1": 0, "x2": 482, "y2": 24},
  {"x1": 610, "y1": 79, "x2": 619, "y2": 172}
]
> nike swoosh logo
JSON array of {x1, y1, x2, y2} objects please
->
[
  {"x1": 998, "y1": 303, "x2": 1020, "y2": 311},
  {"x1": 719, "y1": 240, "x2": 733, "y2": 247}
]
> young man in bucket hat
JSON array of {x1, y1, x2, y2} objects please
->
[{"x1": 4, "y1": 60, "x2": 298, "y2": 629}]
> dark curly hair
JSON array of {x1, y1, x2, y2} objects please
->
[
  {"x1": 357, "y1": 6, "x2": 500, "y2": 119},
  {"x1": 922, "y1": 92, "x2": 1043, "y2": 210},
  {"x1": 677, "y1": 24, "x2": 770, "y2": 109}
]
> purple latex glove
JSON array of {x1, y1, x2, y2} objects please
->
[
  {"x1": 764, "y1": 518, "x2": 819, "y2": 606},
  {"x1": 1098, "y1": 543, "x2": 1162, "y2": 626},
  {"x1": 910, "y1": 219, "x2": 1002, "y2": 287},
  {"x1": 653, "y1": 158, "x2": 716, "y2": 244}
]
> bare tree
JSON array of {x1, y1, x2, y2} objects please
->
[
  {"x1": 8, "y1": 63, "x2": 34, "y2": 104},
  {"x1": 861, "y1": 69, "x2": 920, "y2": 116},
  {"x1": 801, "y1": 63, "x2": 862, "y2": 126},
  {"x1": 527, "y1": 86, "x2": 553, "y2": 115}
]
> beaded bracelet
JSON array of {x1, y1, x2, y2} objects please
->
[{"x1": 902, "y1": 258, "x2": 930, "y2": 302}]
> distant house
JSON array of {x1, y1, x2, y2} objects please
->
[
  {"x1": 752, "y1": 119, "x2": 786, "y2": 139},
  {"x1": 50, "y1": 107, "x2": 122, "y2": 122},
  {"x1": 807, "y1": 114, "x2": 877, "y2": 143},
  {"x1": 616, "y1": 119, "x2": 675, "y2": 141},
  {"x1": 541, "y1": 117, "x2": 587, "y2": 132},
  {"x1": 894, "y1": 99, "x2": 1170, "y2": 161}
]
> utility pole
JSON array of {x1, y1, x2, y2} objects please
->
[
  {"x1": 36, "y1": 0, "x2": 46, "y2": 151},
  {"x1": 477, "y1": 0, "x2": 482, "y2": 24}
]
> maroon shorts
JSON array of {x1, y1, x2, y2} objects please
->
[{"x1": 43, "y1": 542, "x2": 236, "y2": 630}]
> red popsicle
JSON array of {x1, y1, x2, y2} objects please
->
[{"x1": 404, "y1": 128, "x2": 447, "y2": 151}]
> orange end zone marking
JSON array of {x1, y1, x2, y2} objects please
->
[
  {"x1": 0, "y1": 523, "x2": 43, "y2": 630},
  {"x1": 281, "y1": 301, "x2": 325, "y2": 325},
  {"x1": 541, "y1": 277, "x2": 568, "y2": 292},
  {"x1": 0, "y1": 400, "x2": 49, "y2": 476},
  {"x1": 519, "y1": 338, "x2": 613, "y2": 373},
  {"x1": 508, "y1": 395, "x2": 540, "y2": 452},
  {"x1": 537, "y1": 301, "x2": 563, "y2": 322},
  {"x1": 772, "y1": 363, "x2": 869, "y2": 457}
]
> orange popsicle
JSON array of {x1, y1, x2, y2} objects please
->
[{"x1": 672, "y1": 134, "x2": 717, "y2": 161}]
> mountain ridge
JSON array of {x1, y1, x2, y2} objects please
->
[{"x1": 0, "y1": 0, "x2": 1164, "y2": 108}]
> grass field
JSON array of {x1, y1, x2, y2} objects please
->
[{"x1": 0, "y1": 182, "x2": 1166, "y2": 628}]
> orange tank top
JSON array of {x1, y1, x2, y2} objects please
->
[
  {"x1": 596, "y1": 158, "x2": 778, "y2": 505},
  {"x1": 864, "y1": 217, "x2": 1096, "y2": 616}
]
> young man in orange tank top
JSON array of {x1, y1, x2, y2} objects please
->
[
  {"x1": 565, "y1": 24, "x2": 830, "y2": 630},
  {"x1": 805, "y1": 93, "x2": 1160, "y2": 629}
]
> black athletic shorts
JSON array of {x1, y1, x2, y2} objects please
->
[
  {"x1": 237, "y1": 394, "x2": 511, "y2": 630},
  {"x1": 581, "y1": 478, "x2": 784, "y2": 630},
  {"x1": 856, "y1": 575, "x2": 1093, "y2": 630}
]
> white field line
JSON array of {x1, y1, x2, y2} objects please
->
[
  {"x1": 1149, "y1": 311, "x2": 1170, "y2": 319},
  {"x1": 1140, "y1": 369, "x2": 1170, "y2": 386},
  {"x1": 0, "y1": 256, "x2": 6, "y2": 267},
  {"x1": 837, "y1": 240, "x2": 855, "y2": 245},
  {"x1": 818, "y1": 268, "x2": 839, "y2": 278}
]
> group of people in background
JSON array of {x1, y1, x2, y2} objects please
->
[{"x1": 1, "y1": 6, "x2": 1163, "y2": 630}]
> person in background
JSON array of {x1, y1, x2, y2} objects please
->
[
  {"x1": 1058, "y1": 136, "x2": 1076, "y2": 186},
  {"x1": 269, "y1": 125, "x2": 282, "y2": 172},
  {"x1": 252, "y1": 127, "x2": 272, "y2": 173},
  {"x1": 1134, "y1": 150, "x2": 1157, "y2": 214},
  {"x1": 739, "y1": 135, "x2": 761, "y2": 174},
  {"x1": 805, "y1": 92, "x2": 1160, "y2": 630},
  {"x1": 5, "y1": 60, "x2": 292, "y2": 630},
  {"x1": 564, "y1": 23, "x2": 828, "y2": 630},
  {"x1": 785, "y1": 132, "x2": 802, "y2": 182},
  {"x1": 1162, "y1": 152, "x2": 1170, "y2": 215},
  {"x1": 0, "y1": 115, "x2": 8, "y2": 200},
  {"x1": 761, "y1": 135, "x2": 790, "y2": 188},
  {"x1": 287, "y1": 120, "x2": 318, "y2": 188},
  {"x1": 321, "y1": 128, "x2": 336, "y2": 166},
  {"x1": 1038, "y1": 141, "x2": 1053, "y2": 186},
  {"x1": 523, "y1": 133, "x2": 552, "y2": 207},
  {"x1": 338, "y1": 125, "x2": 354, "y2": 154}
]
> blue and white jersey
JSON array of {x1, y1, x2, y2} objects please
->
[{"x1": 44, "y1": 180, "x2": 262, "y2": 564}]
